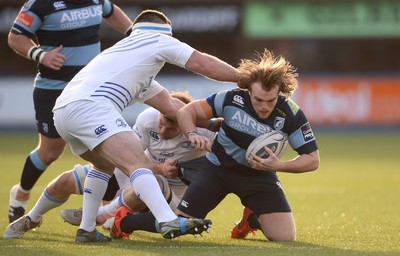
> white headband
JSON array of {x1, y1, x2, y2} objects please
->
[{"x1": 132, "y1": 22, "x2": 172, "y2": 35}]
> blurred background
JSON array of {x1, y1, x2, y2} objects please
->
[{"x1": 1, "y1": 0, "x2": 399, "y2": 132}]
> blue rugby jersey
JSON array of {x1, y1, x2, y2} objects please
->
[
  {"x1": 205, "y1": 88, "x2": 318, "y2": 169},
  {"x1": 10, "y1": 0, "x2": 114, "y2": 90}
]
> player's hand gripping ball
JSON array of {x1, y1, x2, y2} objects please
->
[{"x1": 246, "y1": 130, "x2": 288, "y2": 159}]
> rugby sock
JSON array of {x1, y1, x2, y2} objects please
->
[
  {"x1": 80, "y1": 169, "x2": 111, "y2": 232},
  {"x1": 19, "y1": 150, "x2": 48, "y2": 192},
  {"x1": 120, "y1": 211, "x2": 157, "y2": 233},
  {"x1": 28, "y1": 188, "x2": 68, "y2": 222},
  {"x1": 249, "y1": 214, "x2": 262, "y2": 230},
  {"x1": 130, "y1": 168, "x2": 176, "y2": 223},
  {"x1": 97, "y1": 191, "x2": 128, "y2": 222}
]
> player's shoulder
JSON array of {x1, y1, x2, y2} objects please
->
[
  {"x1": 137, "y1": 107, "x2": 158, "y2": 121},
  {"x1": 222, "y1": 88, "x2": 250, "y2": 106},
  {"x1": 276, "y1": 96, "x2": 303, "y2": 117},
  {"x1": 136, "y1": 107, "x2": 159, "y2": 127},
  {"x1": 22, "y1": 0, "x2": 49, "y2": 11}
]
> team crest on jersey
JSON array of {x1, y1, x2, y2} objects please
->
[
  {"x1": 149, "y1": 131, "x2": 160, "y2": 141},
  {"x1": 42, "y1": 122, "x2": 49, "y2": 134},
  {"x1": 274, "y1": 116, "x2": 285, "y2": 130},
  {"x1": 232, "y1": 95, "x2": 244, "y2": 107}
]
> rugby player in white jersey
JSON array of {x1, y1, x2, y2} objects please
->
[
  {"x1": 4, "y1": 91, "x2": 219, "y2": 240},
  {"x1": 52, "y1": 9, "x2": 237, "y2": 242}
]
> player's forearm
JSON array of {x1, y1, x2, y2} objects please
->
[
  {"x1": 8, "y1": 33, "x2": 38, "y2": 59},
  {"x1": 186, "y1": 51, "x2": 239, "y2": 83},
  {"x1": 277, "y1": 151, "x2": 320, "y2": 173},
  {"x1": 105, "y1": 4, "x2": 133, "y2": 35}
]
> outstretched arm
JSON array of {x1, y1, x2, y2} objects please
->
[{"x1": 185, "y1": 51, "x2": 239, "y2": 83}]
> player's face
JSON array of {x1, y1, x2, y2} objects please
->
[
  {"x1": 249, "y1": 81, "x2": 279, "y2": 120},
  {"x1": 158, "y1": 114, "x2": 181, "y2": 140}
]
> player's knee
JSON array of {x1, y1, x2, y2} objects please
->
[
  {"x1": 155, "y1": 174, "x2": 171, "y2": 201},
  {"x1": 264, "y1": 229, "x2": 296, "y2": 242},
  {"x1": 47, "y1": 171, "x2": 75, "y2": 198},
  {"x1": 40, "y1": 148, "x2": 64, "y2": 164}
]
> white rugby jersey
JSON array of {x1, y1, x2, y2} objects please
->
[
  {"x1": 133, "y1": 107, "x2": 215, "y2": 192},
  {"x1": 54, "y1": 28, "x2": 195, "y2": 111}
]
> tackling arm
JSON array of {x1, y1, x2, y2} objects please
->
[
  {"x1": 177, "y1": 100, "x2": 214, "y2": 151},
  {"x1": 185, "y1": 51, "x2": 239, "y2": 83}
]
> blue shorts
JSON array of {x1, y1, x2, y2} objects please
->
[
  {"x1": 177, "y1": 156, "x2": 291, "y2": 218},
  {"x1": 33, "y1": 88, "x2": 63, "y2": 138}
]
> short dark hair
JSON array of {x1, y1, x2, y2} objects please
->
[{"x1": 133, "y1": 9, "x2": 172, "y2": 26}]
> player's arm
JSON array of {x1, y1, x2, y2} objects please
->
[
  {"x1": 177, "y1": 99, "x2": 214, "y2": 151},
  {"x1": 8, "y1": 31, "x2": 65, "y2": 70},
  {"x1": 185, "y1": 51, "x2": 239, "y2": 83},
  {"x1": 195, "y1": 118, "x2": 222, "y2": 132},
  {"x1": 152, "y1": 160, "x2": 180, "y2": 179},
  {"x1": 104, "y1": 4, "x2": 133, "y2": 35},
  {"x1": 249, "y1": 148, "x2": 320, "y2": 173},
  {"x1": 145, "y1": 89, "x2": 185, "y2": 121}
]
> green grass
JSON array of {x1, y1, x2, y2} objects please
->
[{"x1": 0, "y1": 132, "x2": 399, "y2": 256}]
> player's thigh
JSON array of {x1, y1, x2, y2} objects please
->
[
  {"x1": 176, "y1": 181, "x2": 226, "y2": 219},
  {"x1": 95, "y1": 131, "x2": 153, "y2": 175},
  {"x1": 258, "y1": 212, "x2": 296, "y2": 241},
  {"x1": 33, "y1": 88, "x2": 63, "y2": 138}
]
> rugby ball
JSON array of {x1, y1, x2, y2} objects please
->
[{"x1": 246, "y1": 130, "x2": 288, "y2": 159}]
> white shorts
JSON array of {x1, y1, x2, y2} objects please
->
[{"x1": 53, "y1": 100, "x2": 133, "y2": 155}]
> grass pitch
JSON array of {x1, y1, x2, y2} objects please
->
[{"x1": 0, "y1": 132, "x2": 399, "y2": 256}]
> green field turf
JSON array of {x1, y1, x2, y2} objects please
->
[{"x1": 0, "y1": 132, "x2": 399, "y2": 256}]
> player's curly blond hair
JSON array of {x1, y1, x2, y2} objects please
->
[{"x1": 237, "y1": 49, "x2": 298, "y2": 98}]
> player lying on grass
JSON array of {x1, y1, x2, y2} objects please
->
[
  {"x1": 3, "y1": 91, "x2": 218, "y2": 240},
  {"x1": 174, "y1": 49, "x2": 320, "y2": 241}
]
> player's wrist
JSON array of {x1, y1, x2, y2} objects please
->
[
  {"x1": 27, "y1": 46, "x2": 46, "y2": 63},
  {"x1": 185, "y1": 130, "x2": 199, "y2": 138}
]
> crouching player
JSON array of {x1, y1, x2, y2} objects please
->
[{"x1": 3, "y1": 91, "x2": 217, "y2": 240}]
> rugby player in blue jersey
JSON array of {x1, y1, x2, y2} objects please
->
[
  {"x1": 175, "y1": 49, "x2": 320, "y2": 242},
  {"x1": 8, "y1": 0, "x2": 132, "y2": 224}
]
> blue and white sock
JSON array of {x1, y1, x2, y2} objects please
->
[
  {"x1": 79, "y1": 169, "x2": 111, "y2": 232},
  {"x1": 28, "y1": 188, "x2": 68, "y2": 222},
  {"x1": 130, "y1": 168, "x2": 176, "y2": 223}
]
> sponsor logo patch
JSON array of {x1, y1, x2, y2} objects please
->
[
  {"x1": 301, "y1": 123, "x2": 314, "y2": 142},
  {"x1": 287, "y1": 98, "x2": 299, "y2": 115},
  {"x1": 16, "y1": 11, "x2": 34, "y2": 27}
]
